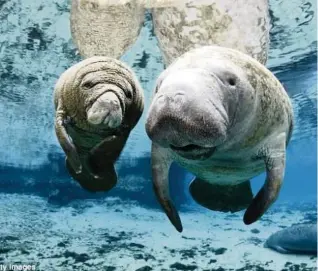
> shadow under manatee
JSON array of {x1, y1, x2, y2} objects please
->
[
  {"x1": 0, "y1": 151, "x2": 191, "y2": 211},
  {"x1": 114, "y1": 155, "x2": 191, "y2": 210}
]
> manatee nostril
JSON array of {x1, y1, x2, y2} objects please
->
[
  {"x1": 174, "y1": 92, "x2": 185, "y2": 96},
  {"x1": 155, "y1": 94, "x2": 165, "y2": 104},
  {"x1": 111, "y1": 99, "x2": 119, "y2": 106},
  {"x1": 173, "y1": 92, "x2": 185, "y2": 101},
  {"x1": 154, "y1": 92, "x2": 186, "y2": 105}
]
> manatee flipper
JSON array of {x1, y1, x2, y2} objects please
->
[
  {"x1": 87, "y1": 134, "x2": 128, "y2": 176},
  {"x1": 189, "y1": 179, "x2": 253, "y2": 212},
  {"x1": 66, "y1": 158, "x2": 117, "y2": 192},
  {"x1": 269, "y1": 245, "x2": 292, "y2": 254},
  {"x1": 264, "y1": 244, "x2": 291, "y2": 254},
  {"x1": 65, "y1": 135, "x2": 128, "y2": 192},
  {"x1": 244, "y1": 133, "x2": 286, "y2": 225},
  {"x1": 55, "y1": 102, "x2": 82, "y2": 174},
  {"x1": 151, "y1": 143, "x2": 183, "y2": 232}
]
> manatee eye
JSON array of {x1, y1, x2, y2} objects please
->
[
  {"x1": 126, "y1": 90, "x2": 132, "y2": 99},
  {"x1": 228, "y1": 77, "x2": 236, "y2": 86},
  {"x1": 82, "y1": 81, "x2": 98, "y2": 89}
]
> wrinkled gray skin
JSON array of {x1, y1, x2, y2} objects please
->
[
  {"x1": 54, "y1": 56, "x2": 144, "y2": 192},
  {"x1": 265, "y1": 224, "x2": 317, "y2": 255},
  {"x1": 70, "y1": 0, "x2": 269, "y2": 65},
  {"x1": 145, "y1": 46, "x2": 294, "y2": 232}
]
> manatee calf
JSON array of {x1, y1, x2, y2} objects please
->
[
  {"x1": 54, "y1": 56, "x2": 144, "y2": 192},
  {"x1": 145, "y1": 46, "x2": 294, "y2": 232},
  {"x1": 265, "y1": 224, "x2": 317, "y2": 255}
]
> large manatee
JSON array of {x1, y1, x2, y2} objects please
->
[
  {"x1": 145, "y1": 46, "x2": 294, "y2": 232},
  {"x1": 54, "y1": 56, "x2": 144, "y2": 192}
]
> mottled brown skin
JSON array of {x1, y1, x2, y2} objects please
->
[
  {"x1": 71, "y1": 0, "x2": 145, "y2": 59},
  {"x1": 146, "y1": 46, "x2": 293, "y2": 232},
  {"x1": 54, "y1": 56, "x2": 144, "y2": 192}
]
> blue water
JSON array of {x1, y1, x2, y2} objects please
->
[{"x1": 0, "y1": 1, "x2": 317, "y2": 270}]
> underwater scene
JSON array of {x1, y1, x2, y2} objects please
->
[{"x1": 0, "y1": 0, "x2": 317, "y2": 270}]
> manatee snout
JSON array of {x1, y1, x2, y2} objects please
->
[
  {"x1": 146, "y1": 88, "x2": 227, "y2": 160},
  {"x1": 87, "y1": 91, "x2": 123, "y2": 128}
]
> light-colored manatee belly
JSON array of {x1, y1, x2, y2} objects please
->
[
  {"x1": 174, "y1": 152, "x2": 265, "y2": 185},
  {"x1": 151, "y1": 0, "x2": 270, "y2": 66},
  {"x1": 71, "y1": 0, "x2": 145, "y2": 59}
]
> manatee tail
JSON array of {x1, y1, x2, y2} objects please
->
[
  {"x1": 189, "y1": 178, "x2": 253, "y2": 212},
  {"x1": 66, "y1": 158, "x2": 117, "y2": 192},
  {"x1": 151, "y1": 143, "x2": 183, "y2": 232}
]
